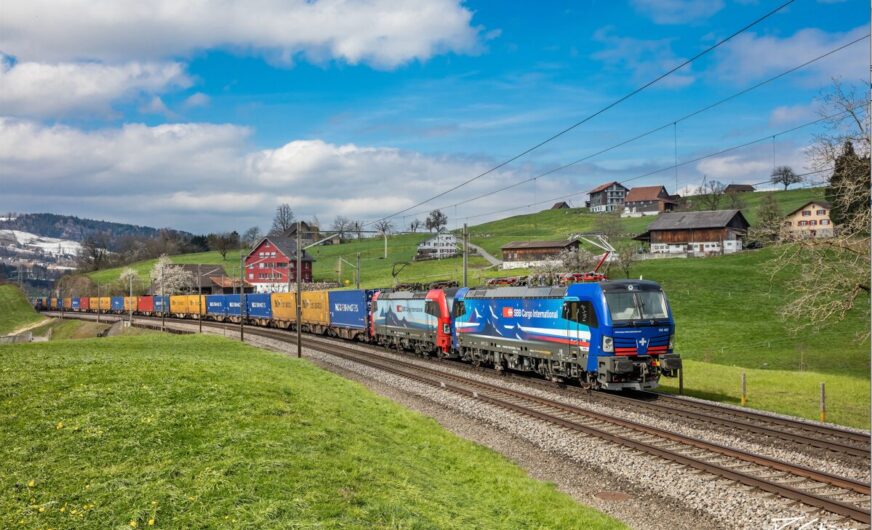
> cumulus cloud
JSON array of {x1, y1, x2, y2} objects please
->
[
  {"x1": 183, "y1": 92, "x2": 210, "y2": 109},
  {"x1": 0, "y1": 118, "x2": 545, "y2": 231},
  {"x1": 591, "y1": 27, "x2": 695, "y2": 88},
  {"x1": 0, "y1": 58, "x2": 190, "y2": 117},
  {"x1": 0, "y1": 0, "x2": 483, "y2": 68},
  {"x1": 715, "y1": 26, "x2": 868, "y2": 85},
  {"x1": 631, "y1": 0, "x2": 724, "y2": 24},
  {"x1": 769, "y1": 103, "x2": 819, "y2": 127}
]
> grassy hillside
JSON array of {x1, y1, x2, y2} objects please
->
[
  {"x1": 0, "y1": 334, "x2": 623, "y2": 529},
  {"x1": 0, "y1": 285, "x2": 44, "y2": 335}
]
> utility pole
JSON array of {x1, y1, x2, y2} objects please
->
[
  {"x1": 240, "y1": 253, "x2": 245, "y2": 342},
  {"x1": 462, "y1": 223, "x2": 468, "y2": 288},
  {"x1": 128, "y1": 272, "x2": 133, "y2": 325},
  {"x1": 198, "y1": 263, "x2": 202, "y2": 333},
  {"x1": 356, "y1": 252, "x2": 360, "y2": 289},
  {"x1": 383, "y1": 232, "x2": 387, "y2": 260},
  {"x1": 160, "y1": 266, "x2": 165, "y2": 332},
  {"x1": 296, "y1": 220, "x2": 302, "y2": 358},
  {"x1": 96, "y1": 284, "x2": 100, "y2": 324}
]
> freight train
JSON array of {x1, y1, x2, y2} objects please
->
[{"x1": 34, "y1": 280, "x2": 681, "y2": 390}]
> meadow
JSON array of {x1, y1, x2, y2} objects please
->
[{"x1": 0, "y1": 334, "x2": 624, "y2": 529}]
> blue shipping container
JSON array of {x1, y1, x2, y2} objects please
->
[
  {"x1": 205, "y1": 295, "x2": 227, "y2": 316},
  {"x1": 71, "y1": 297, "x2": 81, "y2": 310},
  {"x1": 328, "y1": 290, "x2": 371, "y2": 329},
  {"x1": 153, "y1": 295, "x2": 170, "y2": 313},
  {"x1": 245, "y1": 293, "x2": 272, "y2": 319},
  {"x1": 111, "y1": 296, "x2": 124, "y2": 311}
]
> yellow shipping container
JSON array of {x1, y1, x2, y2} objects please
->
[
  {"x1": 50, "y1": 297, "x2": 58, "y2": 309},
  {"x1": 186, "y1": 295, "x2": 206, "y2": 316},
  {"x1": 124, "y1": 296, "x2": 137, "y2": 311},
  {"x1": 98, "y1": 297, "x2": 111, "y2": 311},
  {"x1": 170, "y1": 295, "x2": 188, "y2": 315},
  {"x1": 63, "y1": 297, "x2": 72, "y2": 309},
  {"x1": 301, "y1": 291, "x2": 330, "y2": 326},
  {"x1": 271, "y1": 292, "x2": 296, "y2": 323}
]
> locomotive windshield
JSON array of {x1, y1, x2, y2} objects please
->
[{"x1": 605, "y1": 291, "x2": 669, "y2": 323}]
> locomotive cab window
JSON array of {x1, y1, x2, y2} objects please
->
[
  {"x1": 562, "y1": 301, "x2": 597, "y2": 327},
  {"x1": 424, "y1": 300, "x2": 439, "y2": 317},
  {"x1": 452, "y1": 300, "x2": 465, "y2": 317}
]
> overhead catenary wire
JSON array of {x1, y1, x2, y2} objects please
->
[
  {"x1": 386, "y1": 33, "x2": 869, "y2": 222},
  {"x1": 365, "y1": 0, "x2": 797, "y2": 227}
]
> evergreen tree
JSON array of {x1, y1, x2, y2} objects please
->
[{"x1": 826, "y1": 140, "x2": 871, "y2": 226}]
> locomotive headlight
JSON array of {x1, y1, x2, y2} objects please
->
[
  {"x1": 602, "y1": 335, "x2": 614, "y2": 353},
  {"x1": 669, "y1": 334, "x2": 675, "y2": 350}
]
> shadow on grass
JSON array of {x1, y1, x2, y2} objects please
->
[{"x1": 658, "y1": 385, "x2": 741, "y2": 406}]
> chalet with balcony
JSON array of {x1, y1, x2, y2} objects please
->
[
  {"x1": 588, "y1": 181, "x2": 628, "y2": 213},
  {"x1": 784, "y1": 200, "x2": 834, "y2": 238}
]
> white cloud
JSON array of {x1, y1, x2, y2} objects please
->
[
  {"x1": 715, "y1": 26, "x2": 868, "y2": 85},
  {"x1": 631, "y1": 0, "x2": 724, "y2": 24},
  {"x1": 183, "y1": 92, "x2": 210, "y2": 109},
  {"x1": 0, "y1": 0, "x2": 483, "y2": 69},
  {"x1": 769, "y1": 103, "x2": 819, "y2": 127},
  {"x1": 0, "y1": 118, "x2": 542, "y2": 232},
  {"x1": 0, "y1": 58, "x2": 190, "y2": 117},
  {"x1": 592, "y1": 28, "x2": 695, "y2": 88}
]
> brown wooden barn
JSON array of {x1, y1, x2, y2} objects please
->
[
  {"x1": 500, "y1": 240, "x2": 580, "y2": 269},
  {"x1": 634, "y1": 210, "x2": 750, "y2": 255}
]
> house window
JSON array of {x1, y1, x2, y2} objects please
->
[
  {"x1": 801, "y1": 211, "x2": 811, "y2": 217},
  {"x1": 248, "y1": 273, "x2": 253, "y2": 279},
  {"x1": 816, "y1": 209, "x2": 826, "y2": 215},
  {"x1": 820, "y1": 219, "x2": 830, "y2": 225},
  {"x1": 810, "y1": 220, "x2": 817, "y2": 226}
]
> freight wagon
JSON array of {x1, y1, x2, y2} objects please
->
[
  {"x1": 111, "y1": 296, "x2": 125, "y2": 313},
  {"x1": 245, "y1": 293, "x2": 272, "y2": 325},
  {"x1": 328, "y1": 289, "x2": 375, "y2": 341}
]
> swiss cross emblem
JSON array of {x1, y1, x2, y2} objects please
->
[
  {"x1": 502, "y1": 307, "x2": 514, "y2": 318},
  {"x1": 638, "y1": 337, "x2": 648, "y2": 347}
]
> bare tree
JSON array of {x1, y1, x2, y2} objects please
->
[
  {"x1": 747, "y1": 193, "x2": 783, "y2": 246},
  {"x1": 150, "y1": 255, "x2": 194, "y2": 294},
  {"x1": 529, "y1": 248, "x2": 596, "y2": 285},
  {"x1": 612, "y1": 242, "x2": 638, "y2": 279},
  {"x1": 725, "y1": 189, "x2": 746, "y2": 209},
  {"x1": 374, "y1": 219, "x2": 393, "y2": 235},
  {"x1": 771, "y1": 166, "x2": 802, "y2": 190},
  {"x1": 774, "y1": 80, "x2": 870, "y2": 340},
  {"x1": 242, "y1": 226, "x2": 262, "y2": 248},
  {"x1": 425, "y1": 210, "x2": 448, "y2": 233},
  {"x1": 270, "y1": 203, "x2": 295, "y2": 235},
  {"x1": 409, "y1": 219, "x2": 422, "y2": 233},
  {"x1": 331, "y1": 216, "x2": 351, "y2": 241},
  {"x1": 349, "y1": 220, "x2": 364, "y2": 239},
  {"x1": 592, "y1": 212, "x2": 622, "y2": 242},
  {"x1": 207, "y1": 232, "x2": 239, "y2": 260},
  {"x1": 76, "y1": 232, "x2": 111, "y2": 271},
  {"x1": 695, "y1": 176, "x2": 726, "y2": 210}
]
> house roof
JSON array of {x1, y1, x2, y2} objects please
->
[
  {"x1": 785, "y1": 200, "x2": 833, "y2": 217},
  {"x1": 248, "y1": 236, "x2": 314, "y2": 261},
  {"x1": 551, "y1": 201, "x2": 570, "y2": 209},
  {"x1": 646, "y1": 209, "x2": 750, "y2": 231},
  {"x1": 625, "y1": 186, "x2": 671, "y2": 203},
  {"x1": 725, "y1": 184, "x2": 756, "y2": 192},
  {"x1": 588, "y1": 181, "x2": 627, "y2": 194},
  {"x1": 501, "y1": 240, "x2": 578, "y2": 250},
  {"x1": 175, "y1": 264, "x2": 229, "y2": 288}
]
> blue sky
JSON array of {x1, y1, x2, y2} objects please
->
[{"x1": 0, "y1": 0, "x2": 868, "y2": 233}]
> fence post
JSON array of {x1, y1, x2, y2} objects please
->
[
  {"x1": 820, "y1": 382, "x2": 826, "y2": 423},
  {"x1": 678, "y1": 367, "x2": 684, "y2": 395},
  {"x1": 740, "y1": 372, "x2": 747, "y2": 406}
]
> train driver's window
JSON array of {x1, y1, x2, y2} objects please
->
[{"x1": 563, "y1": 301, "x2": 598, "y2": 327}]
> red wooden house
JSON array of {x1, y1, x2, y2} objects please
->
[{"x1": 244, "y1": 236, "x2": 314, "y2": 292}]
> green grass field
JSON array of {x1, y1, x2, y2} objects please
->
[
  {"x1": 658, "y1": 360, "x2": 869, "y2": 429},
  {"x1": 0, "y1": 285, "x2": 45, "y2": 335},
  {"x1": 0, "y1": 334, "x2": 624, "y2": 529}
]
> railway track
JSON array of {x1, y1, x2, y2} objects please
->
[{"x1": 43, "y1": 311, "x2": 872, "y2": 523}]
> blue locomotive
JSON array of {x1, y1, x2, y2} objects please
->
[{"x1": 452, "y1": 280, "x2": 681, "y2": 390}]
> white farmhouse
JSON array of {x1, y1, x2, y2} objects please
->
[{"x1": 415, "y1": 233, "x2": 458, "y2": 260}]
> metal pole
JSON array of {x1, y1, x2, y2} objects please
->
[
  {"x1": 678, "y1": 367, "x2": 684, "y2": 395},
  {"x1": 160, "y1": 266, "x2": 165, "y2": 332},
  {"x1": 240, "y1": 253, "x2": 245, "y2": 342},
  {"x1": 198, "y1": 263, "x2": 202, "y2": 333},
  {"x1": 356, "y1": 252, "x2": 360, "y2": 290},
  {"x1": 383, "y1": 232, "x2": 387, "y2": 259},
  {"x1": 96, "y1": 284, "x2": 100, "y2": 324},
  {"x1": 820, "y1": 382, "x2": 826, "y2": 423},
  {"x1": 740, "y1": 372, "x2": 747, "y2": 406},
  {"x1": 296, "y1": 220, "x2": 302, "y2": 358},
  {"x1": 462, "y1": 223, "x2": 468, "y2": 288},
  {"x1": 129, "y1": 273, "x2": 133, "y2": 325}
]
